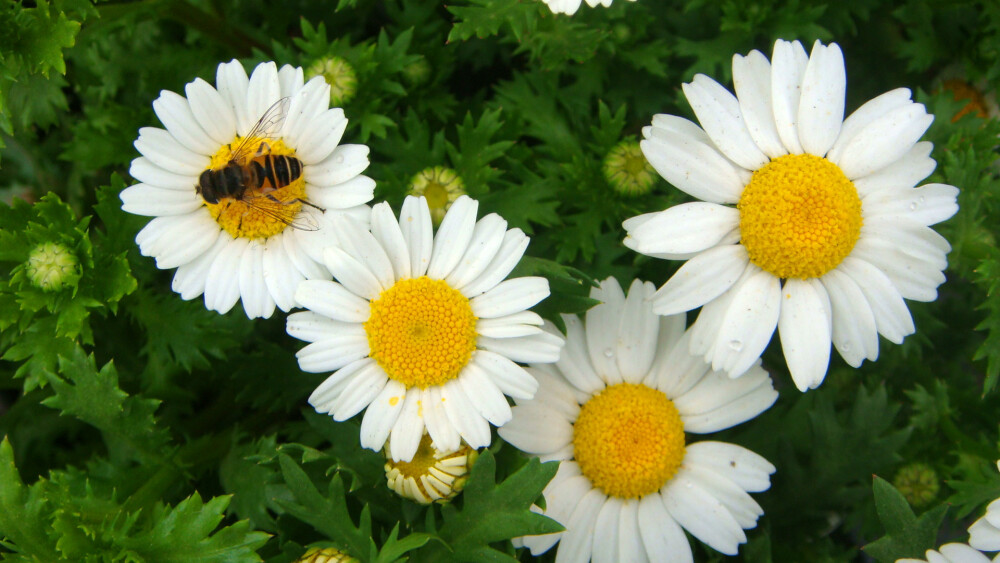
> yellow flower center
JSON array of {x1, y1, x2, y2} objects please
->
[
  {"x1": 204, "y1": 138, "x2": 305, "y2": 240},
  {"x1": 572, "y1": 383, "x2": 686, "y2": 498},
  {"x1": 384, "y1": 434, "x2": 478, "y2": 504},
  {"x1": 364, "y1": 277, "x2": 478, "y2": 388},
  {"x1": 738, "y1": 154, "x2": 862, "y2": 279}
]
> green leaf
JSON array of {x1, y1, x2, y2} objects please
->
[
  {"x1": 40, "y1": 344, "x2": 169, "y2": 460},
  {"x1": 447, "y1": 0, "x2": 540, "y2": 42},
  {"x1": 0, "y1": 437, "x2": 61, "y2": 561},
  {"x1": 429, "y1": 450, "x2": 562, "y2": 561},
  {"x1": 863, "y1": 476, "x2": 947, "y2": 562}
]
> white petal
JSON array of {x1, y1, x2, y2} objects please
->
[
  {"x1": 458, "y1": 228, "x2": 530, "y2": 297},
  {"x1": 835, "y1": 103, "x2": 935, "y2": 179},
  {"x1": 369, "y1": 201, "x2": 411, "y2": 280},
  {"x1": 400, "y1": 196, "x2": 434, "y2": 277},
  {"x1": 442, "y1": 379, "x2": 491, "y2": 448},
  {"x1": 216, "y1": 60, "x2": 251, "y2": 136},
  {"x1": 134, "y1": 127, "x2": 209, "y2": 176},
  {"x1": 262, "y1": 234, "x2": 304, "y2": 312},
  {"x1": 623, "y1": 203, "x2": 740, "y2": 256},
  {"x1": 471, "y1": 350, "x2": 539, "y2": 400},
  {"x1": 184, "y1": 78, "x2": 237, "y2": 146},
  {"x1": 617, "y1": 280, "x2": 660, "y2": 384},
  {"x1": 651, "y1": 329, "x2": 712, "y2": 398},
  {"x1": 471, "y1": 277, "x2": 549, "y2": 319},
  {"x1": 171, "y1": 233, "x2": 227, "y2": 300},
  {"x1": 683, "y1": 75, "x2": 768, "y2": 170},
  {"x1": 651, "y1": 245, "x2": 750, "y2": 316},
  {"x1": 309, "y1": 358, "x2": 374, "y2": 412},
  {"x1": 359, "y1": 379, "x2": 407, "y2": 451},
  {"x1": 616, "y1": 500, "x2": 647, "y2": 563},
  {"x1": 121, "y1": 183, "x2": 203, "y2": 216},
  {"x1": 555, "y1": 489, "x2": 605, "y2": 563},
  {"x1": 661, "y1": 471, "x2": 746, "y2": 555},
  {"x1": 640, "y1": 122, "x2": 747, "y2": 204},
  {"x1": 130, "y1": 157, "x2": 197, "y2": 191},
  {"x1": 294, "y1": 279, "x2": 370, "y2": 323},
  {"x1": 283, "y1": 225, "x2": 328, "y2": 280},
  {"x1": 526, "y1": 364, "x2": 582, "y2": 420},
  {"x1": 770, "y1": 39, "x2": 809, "y2": 154},
  {"x1": 732, "y1": 50, "x2": 785, "y2": 159},
  {"x1": 239, "y1": 240, "x2": 276, "y2": 319},
  {"x1": 836, "y1": 257, "x2": 915, "y2": 344},
  {"x1": 478, "y1": 331, "x2": 564, "y2": 364},
  {"x1": 136, "y1": 212, "x2": 220, "y2": 270},
  {"x1": 827, "y1": 88, "x2": 914, "y2": 165},
  {"x1": 638, "y1": 495, "x2": 692, "y2": 563},
  {"x1": 708, "y1": 268, "x2": 782, "y2": 377},
  {"x1": 683, "y1": 465, "x2": 764, "y2": 528},
  {"x1": 306, "y1": 144, "x2": 371, "y2": 187},
  {"x1": 277, "y1": 64, "x2": 304, "y2": 98},
  {"x1": 203, "y1": 235, "x2": 247, "y2": 314},
  {"x1": 591, "y1": 497, "x2": 623, "y2": 563},
  {"x1": 821, "y1": 268, "x2": 879, "y2": 367},
  {"x1": 852, "y1": 141, "x2": 936, "y2": 196},
  {"x1": 295, "y1": 329, "x2": 369, "y2": 373},
  {"x1": 446, "y1": 214, "x2": 508, "y2": 289},
  {"x1": 476, "y1": 313, "x2": 544, "y2": 339},
  {"x1": 684, "y1": 442, "x2": 775, "y2": 493},
  {"x1": 796, "y1": 41, "x2": 845, "y2": 157},
  {"x1": 286, "y1": 310, "x2": 355, "y2": 343},
  {"x1": 422, "y1": 386, "x2": 461, "y2": 453},
  {"x1": 330, "y1": 361, "x2": 388, "y2": 421},
  {"x1": 777, "y1": 278, "x2": 832, "y2": 391},
  {"x1": 388, "y1": 389, "x2": 424, "y2": 462},
  {"x1": 458, "y1": 363, "x2": 513, "y2": 427},
  {"x1": 862, "y1": 183, "x2": 959, "y2": 227},
  {"x1": 324, "y1": 246, "x2": 384, "y2": 300},
  {"x1": 331, "y1": 215, "x2": 394, "y2": 290},
  {"x1": 428, "y1": 195, "x2": 478, "y2": 280},
  {"x1": 307, "y1": 175, "x2": 375, "y2": 210},
  {"x1": 499, "y1": 403, "x2": 573, "y2": 454},
  {"x1": 246, "y1": 62, "x2": 281, "y2": 131},
  {"x1": 152, "y1": 90, "x2": 217, "y2": 155},
  {"x1": 674, "y1": 367, "x2": 777, "y2": 432},
  {"x1": 851, "y1": 232, "x2": 948, "y2": 302},
  {"x1": 296, "y1": 108, "x2": 348, "y2": 165},
  {"x1": 556, "y1": 315, "x2": 606, "y2": 395},
  {"x1": 585, "y1": 277, "x2": 626, "y2": 385}
]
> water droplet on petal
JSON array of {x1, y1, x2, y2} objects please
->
[
  {"x1": 909, "y1": 202, "x2": 918, "y2": 211},
  {"x1": 603, "y1": 348, "x2": 614, "y2": 358},
  {"x1": 728, "y1": 340, "x2": 743, "y2": 352},
  {"x1": 333, "y1": 154, "x2": 345, "y2": 164},
  {"x1": 918, "y1": 196, "x2": 925, "y2": 203}
]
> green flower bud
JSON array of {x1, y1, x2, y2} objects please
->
[
  {"x1": 603, "y1": 140, "x2": 656, "y2": 196},
  {"x1": 306, "y1": 56, "x2": 358, "y2": 107},
  {"x1": 25, "y1": 242, "x2": 80, "y2": 292},
  {"x1": 893, "y1": 462, "x2": 940, "y2": 508},
  {"x1": 408, "y1": 167, "x2": 465, "y2": 225}
]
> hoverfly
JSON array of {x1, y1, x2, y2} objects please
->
[{"x1": 197, "y1": 97, "x2": 323, "y2": 231}]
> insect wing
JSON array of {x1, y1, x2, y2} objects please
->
[
  {"x1": 240, "y1": 194, "x2": 322, "y2": 232},
  {"x1": 228, "y1": 97, "x2": 292, "y2": 165}
]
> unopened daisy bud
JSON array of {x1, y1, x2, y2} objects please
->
[
  {"x1": 296, "y1": 547, "x2": 357, "y2": 563},
  {"x1": 603, "y1": 140, "x2": 656, "y2": 196},
  {"x1": 403, "y1": 57, "x2": 431, "y2": 86},
  {"x1": 25, "y1": 242, "x2": 80, "y2": 292},
  {"x1": 384, "y1": 434, "x2": 478, "y2": 505},
  {"x1": 893, "y1": 462, "x2": 940, "y2": 507},
  {"x1": 408, "y1": 166, "x2": 465, "y2": 225},
  {"x1": 306, "y1": 56, "x2": 358, "y2": 106}
]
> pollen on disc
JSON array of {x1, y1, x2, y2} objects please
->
[
  {"x1": 738, "y1": 153, "x2": 862, "y2": 280},
  {"x1": 572, "y1": 383, "x2": 686, "y2": 498},
  {"x1": 364, "y1": 276, "x2": 478, "y2": 388}
]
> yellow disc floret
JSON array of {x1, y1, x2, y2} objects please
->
[
  {"x1": 204, "y1": 137, "x2": 305, "y2": 240},
  {"x1": 738, "y1": 154, "x2": 862, "y2": 279},
  {"x1": 365, "y1": 276, "x2": 478, "y2": 388},
  {"x1": 573, "y1": 383, "x2": 686, "y2": 498}
]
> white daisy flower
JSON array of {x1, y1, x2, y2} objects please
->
[
  {"x1": 624, "y1": 39, "x2": 959, "y2": 391},
  {"x1": 498, "y1": 277, "x2": 778, "y2": 562},
  {"x1": 969, "y1": 461, "x2": 1000, "y2": 560},
  {"x1": 122, "y1": 59, "x2": 375, "y2": 319},
  {"x1": 287, "y1": 195, "x2": 563, "y2": 462},
  {"x1": 898, "y1": 544, "x2": 992, "y2": 563},
  {"x1": 542, "y1": 0, "x2": 634, "y2": 16}
]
